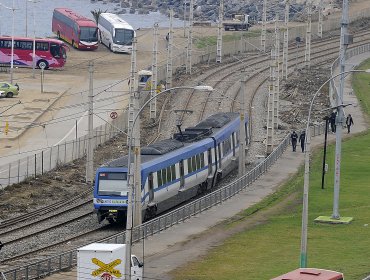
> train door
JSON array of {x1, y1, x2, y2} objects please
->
[
  {"x1": 218, "y1": 143, "x2": 222, "y2": 169},
  {"x1": 232, "y1": 133, "x2": 236, "y2": 157},
  {"x1": 179, "y1": 160, "x2": 185, "y2": 191},
  {"x1": 207, "y1": 148, "x2": 212, "y2": 175},
  {"x1": 148, "y1": 173, "x2": 154, "y2": 203}
]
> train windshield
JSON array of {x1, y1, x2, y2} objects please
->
[{"x1": 98, "y1": 172, "x2": 128, "y2": 196}]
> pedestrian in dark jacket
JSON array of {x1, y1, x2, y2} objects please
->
[
  {"x1": 291, "y1": 131, "x2": 298, "y2": 152},
  {"x1": 299, "y1": 131, "x2": 306, "y2": 152},
  {"x1": 346, "y1": 114, "x2": 354, "y2": 133},
  {"x1": 330, "y1": 111, "x2": 337, "y2": 133}
]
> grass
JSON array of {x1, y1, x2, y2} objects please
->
[
  {"x1": 170, "y1": 60, "x2": 370, "y2": 280},
  {"x1": 194, "y1": 31, "x2": 260, "y2": 49}
]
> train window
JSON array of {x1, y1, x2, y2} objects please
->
[
  {"x1": 166, "y1": 166, "x2": 172, "y2": 182},
  {"x1": 171, "y1": 165, "x2": 176, "y2": 179},
  {"x1": 162, "y1": 168, "x2": 167, "y2": 185},
  {"x1": 192, "y1": 156, "x2": 196, "y2": 171},
  {"x1": 187, "y1": 158, "x2": 192, "y2": 173},
  {"x1": 218, "y1": 144, "x2": 222, "y2": 168},
  {"x1": 157, "y1": 171, "x2": 162, "y2": 186},
  {"x1": 196, "y1": 154, "x2": 200, "y2": 170},
  {"x1": 232, "y1": 133, "x2": 236, "y2": 156},
  {"x1": 201, "y1": 153, "x2": 205, "y2": 167}
]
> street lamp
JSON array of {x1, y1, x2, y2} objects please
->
[
  {"x1": 124, "y1": 85, "x2": 213, "y2": 280},
  {"x1": 0, "y1": 1, "x2": 15, "y2": 84},
  {"x1": 28, "y1": 0, "x2": 38, "y2": 78},
  {"x1": 300, "y1": 69, "x2": 370, "y2": 268}
]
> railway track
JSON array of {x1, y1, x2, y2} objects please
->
[{"x1": 2, "y1": 26, "x2": 370, "y2": 273}]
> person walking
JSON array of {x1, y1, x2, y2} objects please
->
[
  {"x1": 346, "y1": 114, "x2": 354, "y2": 133},
  {"x1": 299, "y1": 130, "x2": 306, "y2": 152},
  {"x1": 330, "y1": 111, "x2": 337, "y2": 133},
  {"x1": 290, "y1": 130, "x2": 298, "y2": 152}
]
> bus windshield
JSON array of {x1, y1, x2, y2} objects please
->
[
  {"x1": 98, "y1": 172, "x2": 128, "y2": 196},
  {"x1": 80, "y1": 27, "x2": 98, "y2": 42},
  {"x1": 114, "y1": 29, "x2": 134, "y2": 45}
]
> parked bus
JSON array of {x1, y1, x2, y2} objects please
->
[
  {"x1": 0, "y1": 36, "x2": 67, "y2": 69},
  {"x1": 98, "y1": 13, "x2": 135, "y2": 53},
  {"x1": 52, "y1": 8, "x2": 98, "y2": 50},
  {"x1": 271, "y1": 268, "x2": 344, "y2": 280}
]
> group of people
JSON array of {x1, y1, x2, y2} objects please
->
[
  {"x1": 290, "y1": 111, "x2": 355, "y2": 153},
  {"x1": 329, "y1": 111, "x2": 354, "y2": 134},
  {"x1": 290, "y1": 130, "x2": 306, "y2": 152}
]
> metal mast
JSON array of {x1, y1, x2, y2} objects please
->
[
  {"x1": 150, "y1": 23, "x2": 158, "y2": 119},
  {"x1": 266, "y1": 48, "x2": 276, "y2": 155},
  {"x1": 186, "y1": 0, "x2": 193, "y2": 74},
  {"x1": 239, "y1": 71, "x2": 246, "y2": 177},
  {"x1": 127, "y1": 37, "x2": 137, "y2": 145},
  {"x1": 304, "y1": 0, "x2": 312, "y2": 68},
  {"x1": 318, "y1": 0, "x2": 323, "y2": 38},
  {"x1": 166, "y1": 9, "x2": 174, "y2": 90},
  {"x1": 86, "y1": 61, "x2": 94, "y2": 183},
  {"x1": 216, "y1": 0, "x2": 223, "y2": 63},
  {"x1": 261, "y1": 0, "x2": 267, "y2": 52},
  {"x1": 282, "y1": 0, "x2": 289, "y2": 80},
  {"x1": 333, "y1": 0, "x2": 350, "y2": 220},
  {"x1": 273, "y1": 17, "x2": 280, "y2": 130}
]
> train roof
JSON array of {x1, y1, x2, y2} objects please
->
[{"x1": 101, "y1": 112, "x2": 240, "y2": 169}]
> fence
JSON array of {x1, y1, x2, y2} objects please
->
[{"x1": 2, "y1": 121, "x2": 327, "y2": 280}]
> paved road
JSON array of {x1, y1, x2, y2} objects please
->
[{"x1": 43, "y1": 53, "x2": 370, "y2": 280}]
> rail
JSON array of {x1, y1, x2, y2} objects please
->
[{"x1": 1, "y1": 122, "x2": 328, "y2": 280}]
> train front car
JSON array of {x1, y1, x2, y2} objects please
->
[{"x1": 93, "y1": 161, "x2": 129, "y2": 224}]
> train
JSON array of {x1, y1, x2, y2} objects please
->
[{"x1": 93, "y1": 112, "x2": 249, "y2": 224}]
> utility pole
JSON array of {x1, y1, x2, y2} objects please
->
[
  {"x1": 166, "y1": 9, "x2": 173, "y2": 90},
  {"x1": 261, "y1": 0, "x2": 267, "y2": 53},
  {"x1": 25, "y1": 0, "x2": 28, "y2": 37},
  {"x1": 266, "y1": 48, "x2": 276, "y2": 155},
  {"x1": 86, "y1": 61, "x2": 94, "y2": 183},
  {"x1": 282, "y1": 0, "x2": 289, "y2": 80},
  {"x1": 127, "y1": 37, "x2": 137, "y2": 145},
  {"x1": 304, "y1": 0, "x2": 312, "y2": 68},
  {"x1": 183, "y1": 0, "x2": 187, "y2": 37},
  {"x1": 186, "y1": 0, "x2": 193, "y2": 74},
  {"x1": 273, "y1": 17, "x2": 280, "y2": 130},
  {"x1": 133, "y1": 88, "x2": 142, "y2": 227},
  {"x1": 318, "y1": 0, "x2": 323, "y2": 38},
  {"x1": 150, "y1": 23, "x2": 158, "y2": 120},
  {"x1": 332, "y1": 0, "x2": 352, "y2": 221},
  {"x1": 238, "y1": 72, "x2": 246, "y2": 177},
  {"x1": 216, "y1": 0, "x2": 223, "y2": 63},
  {"x1": 300, "y1": 126, "x2": 311, "y2": 267}
]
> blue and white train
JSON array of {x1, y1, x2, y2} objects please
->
[{"x1": 93, "y1": 112, "x2": 248, "y2": 224}]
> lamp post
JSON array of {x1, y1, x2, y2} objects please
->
[
  {"x1": 124, "y1": 85, "x2": 213, "y2": 280},
  {"x1": 0, "y1": 1, "x2": 15, "y2": 84},
  {"x1": 28, "y1": 0, "x2": 37, "y2": 78},
  {"x1": 300, "y1": 69, "x2": 370, "y2": 268}
]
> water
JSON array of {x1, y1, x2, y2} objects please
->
[{"x1": 0, "y1": 0, "x2": 185, "y2": 38}]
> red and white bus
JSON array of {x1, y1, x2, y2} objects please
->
[
  {"x1": 52, "y1": 8, "x2": 98, "y2": 50},
  {"x1": 0, "y1": 36, "x2": 67, "y2": 69},
  {"x1": 271, "y1": 268, "x2": 344, "y2": 280}
]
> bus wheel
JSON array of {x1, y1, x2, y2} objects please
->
[
  {"x1": 109, "y1": 44, "x2": 114, "y2": 53},
  {"x1": 72, "y1": 40, "x2": 76, "y2": 49},
  {"x1": 37, "y1": 60, "x2": 49, "y2": 69}
]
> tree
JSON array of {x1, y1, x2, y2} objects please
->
[{"x1": 91, "y1": 9, "x2": 107, "y2": 25}]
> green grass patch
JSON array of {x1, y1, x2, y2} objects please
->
[
  {"x1": 171, "y1": 61, "x2": 370, "y2": 280},
  {"x1": 194, "y1": 31, "x2": 260, "y2": 49}
]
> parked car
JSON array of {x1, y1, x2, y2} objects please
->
[{"x1": 0, "y1": 82, "x2": 19, "y2": 98}]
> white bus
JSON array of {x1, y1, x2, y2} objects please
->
[{"x1": 98, "y1": 13, "x2": 135, "y2": 53}]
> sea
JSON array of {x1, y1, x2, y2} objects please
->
[{"x1": 0, "y1": 0, "x2": 185, "y2": 38}]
